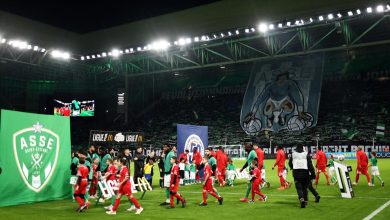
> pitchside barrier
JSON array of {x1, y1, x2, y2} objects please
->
[{"x1": 96, "y1": 176, "x2": 152, "y2": 206}]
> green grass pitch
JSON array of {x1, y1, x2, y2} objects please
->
[{"x1": 0, "y1": 159, "x2": 389, "y2": 220}]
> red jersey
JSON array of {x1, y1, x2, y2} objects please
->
[
  {"x1": 356, "y1": 150, "x2": 368, "y2": 167},
  {"x1": 77, "y1": 164, "x2": 89, "y2": 179},
  {"x1": 193, "y1": 151, "x2": 203, "y2": 165},
  {"x1": 253, "y1": 167, "x2": 261, "y2": 180},
  {"x1": 255, "y1": 148, "x2": 264, "y2": 169},
  {"x1": 179, "y1": 153, "x2": 188, "y2": 163},
  {"x1": 106, "y1": 164, "x2": 117, "y2": 181},
  {"x1": 275, "y1": 149, "x2": 286, "y2": 169},
  {"x1": 63, "y1": 107, "x2": 71, "y2": 116},
  {"x1": 204, "y1": 163, "x2": 213, "y2": 180},
  {"x1": 119, "y1": 166, "x2": 130, "y2": 183},
  {"x1": 316, "y1": 150, "x2": 327, "y2": 168},
  {"x1": 217, "y1": 153, "x2": 228, "y2": 168},
  {"x1": 170, "y1": 164, "x2": 180, "y2": 185}
]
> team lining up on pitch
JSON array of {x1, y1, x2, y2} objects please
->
[{"x1": 70, "y1": 144, "x2": 385, "y2": 214}]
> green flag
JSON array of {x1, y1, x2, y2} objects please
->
[
  {"x1": 341, "y1": 128, "x2": 359, "y2": 140},
  {"x1": 376, "y1": 122, "x2": 385, "y2": 138},
  {"x1": 0, "y1": 110, "x2": 71, "y2": 207}
]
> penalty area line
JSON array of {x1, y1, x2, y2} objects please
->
[{"x1": 362, "y1": 199, "x2": 390, "y2": 220}]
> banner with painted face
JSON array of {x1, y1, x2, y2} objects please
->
[
  {"x1": 241, "y1": 55, "x2": 324, "y2": 134},
  {"x1": 177, "y1": 124, "x2": 208, "y2": 163},
  {"x1": 0, "y1": 110, "x2": 71, "y2": 207}
]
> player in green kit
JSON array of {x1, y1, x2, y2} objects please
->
[
  {"x1": 369, "y1": 152, "x2": 384, "y2": 187},
  {"x1": 190, "y1": 160, "x2": 197, "y2": 184},
  {"x1": 161, "y1": 145, "x2": 176, "y2": 205},
  {"x1": 326, "y1": 155, "x2": 337, "y2": 185},
  {"x1": 226, "y1": 158, "x2": 236, "y2": 186},
  {"x1": 70, "y1": 151, "x2": 80, "y2": 201},
  {"x1": 239, "y1": 144, "x2": 257, "y2": 202}
]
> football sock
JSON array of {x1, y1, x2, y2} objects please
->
[
  {"x1": 130, "y1": 197, "x2": 140, "y2": 209},
  {"x1": 245, "y1": 183, "x2": 251, "y2": 198},
  {"x1": 111, "y1": 197, "x2": 116, "y2": 206},
  {"x1": 202, "y1": 191, "x2": 207, "y2": 203},
  {"x1": 112, "y1": 198, "x2": 121, "y2": 211},
  {"x1": 165, "y1": 188, "x2": 170, "y2": 200}
]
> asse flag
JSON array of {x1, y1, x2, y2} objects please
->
[{"x1": 0, "y1": 110, "x2": 71, "y2": 207}]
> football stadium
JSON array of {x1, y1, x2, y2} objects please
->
[{"x1": 0, "y1": 0, "x2": 389, "y2": 219}]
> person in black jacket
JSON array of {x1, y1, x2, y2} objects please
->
[
  {"x1": 133, "y1": 146, "x2": 145, "y2": 188},
  {"x1": 288, "y1": 144, "x2": 320, "y2": 208}
]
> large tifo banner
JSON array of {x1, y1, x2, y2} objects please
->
[
  {"x1": 177, "y1": 124, "x2": 208, "y2": 162},
  {"x1": 241, "y1": 55, "x2": 323, "y2": 134},
  {"x1": 0, "y1": 110, "x2": 71, "y2": 207}
]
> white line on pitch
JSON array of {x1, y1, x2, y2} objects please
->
[{"x1": 363, "y1": 199, "x2": 390, "y2": 220}]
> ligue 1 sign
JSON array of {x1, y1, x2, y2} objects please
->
[{"x1": 13, "y1": 122, "x2": 60, "y2": 193}]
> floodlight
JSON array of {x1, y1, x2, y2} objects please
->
[
  {"x1": 356, "y1": 9, "x2": 361, "y2": 14},
  {"x1": 178, "y1": 38, "x2": 186, "y2": 45},
  {"x1": 1, "y1": 38, "x2": 6, "y2": 43},
  {"x1": 309, "y1": 18, "x2": 314, "y2": 22},
  {"x1": 251, "y1": 28, "x2": 255, "y2": 32},
  {"x1": 228, "y1": 31, "x2": 232, "y2": 36},
  {"x1": 63, "y1": 52, "x2": 70, "y2": 59},
  {"x1": 111, "y1": 49, "x2": 120, "y2": 57},
  {"x1": 337, "y1": 13, "x2": 342, "y2": 18},
  {"x1": 86, "y1": 56, "x2": 90, "y2": 59},
  {"x1": 194, "y1": 36, "x2": 200, "y2": 42},
  {"x1": 220, "y1": 33, "x2": 224, "y2": 37},
  {"x1": 97, "y1": 54, "x2": 101, "y2": 58},
  {"x1": 367, "y1": 7, "x2": 373, "y2": 13},
  {"x1": 348, "y1": 11, "x2": 353, "y2": 16},
  {"x1": 125, "y1": 49, "x2": 129, "y2": 53},
  {"x1": 235, "y1": 30, "x2": 240, "y2": 34},
  {"x1": 258, "y1": 23, "x2": 268, "y2": 33},
  {"x1": 102, "y1": 52, "x2": 107, "y2": 57},
  {"x1": 328, "y1": 14, "x2": 334, "y2": 19},
  {"x1": 245, "y1": 28, "x2": 249, "y2": 33},
  {"x1": 287, "y1": 21, "x2": 291, "y2": 26},
  {"x1": 33, "y1": 46, "x2": 39, "y2": 51},
  {"x1": 268, "y1": 24, "x2": 274, "y2": 30},
  {"x1": 91, "y1": 55, "x2": 96, "y2": 59},
  {"x1": 376, "y1": 5, "x2": 384, "y2": 12},
  {"x1": 81, "y1": 56, "x2": 85, "y2": 60},
  {"x1": 319, "y1": 16, "x2": 324, "y2": 21},
  {"x1": 278, "y1": 23, "x2": 283, "y2": 28}
]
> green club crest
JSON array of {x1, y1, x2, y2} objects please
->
[{"x1": 13, "y1": 122, "x2": 60, "y2": 193}]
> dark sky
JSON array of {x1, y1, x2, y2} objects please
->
[{"x1": 0, "y1": 0, "x2": 219, "y2": 33}]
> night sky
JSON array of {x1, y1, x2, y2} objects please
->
[{"x1": 0, "y1": 0, "x2": 219, "y2": 33}]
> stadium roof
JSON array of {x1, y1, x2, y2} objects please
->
[
  {"x1": 0, "y1": 0, "x2": 218, "y2": 33},
  {"x1": 0, "y1": 0, "x2": 371, "y2": 53}
]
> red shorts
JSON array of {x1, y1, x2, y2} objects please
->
[
  {"x1": 203, "y1": 178, "x2": 213, "y2": 191},
  {"x1": 75, "y1": 180, "x2": 88, "y2": 194},
  {"x1": 317, "y1": 166, "x2": 327, "y2": 173},
  {"x1": 170, "y1": 184, "x2": 179, "y2": 193},
  {"x1": 118, "y1": 183, "x2": 132, "y2": 196},
  {"x1": 357, "y1": 166, "x2": 368, "y2": 175}
]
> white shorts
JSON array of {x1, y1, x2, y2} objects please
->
[
  {"x1": 329, "y1": 167, "x2": 335, "y2": 176},
  {"x1": 261, "y1": 169, "x2": 266, "y2": 179},
  {"x1": 164, "y1": 174, "x2": 171, "y2": 188},
  {"x1": 179, "y1": 163, "x2": 185, "y2": 170},
  {"x1": 185, "y1": 171, "x2": 190, "y2": 180},
  {"x1": 227, "y1": 170, "x2": 235, "y2": 180},
  {"x1": 190, "y1": 172, "x2": 196, "y2": 180},
  {"x1": 371, "y1": 166, "x2": 380, "y2": 176}
]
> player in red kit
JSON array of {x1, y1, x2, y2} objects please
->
[
  {"x1": 104, "y1": 158, "x2": 118, "y2": 211},
  {"x1": 216, "y1": 146, "x2": 228, "y2": 186},
  {"x1": 199, "y1": 155, "x2": 223, "y2": 206},
  {"x1": 74, "y1": 157, "x2": 91, "y2": 212},
  {"x1": 106, "y1": 158, "x2": 143, "y2": 215},
  {"x1": 250, "y1": 161, "x2": 267, "y2": 202},
  {"x1": 353, "y1": 146, "x2": 372, "y2": 186},
  {"x1": 167, "y1": 156, "x2": 186, "y2": 209},
  {"x1": 89, "y1": 158, "x2": 99, "y2": 198},
  {"x1": 272, "y1": 146, "x2": 288, "y2": 190},
  {"x1": 315, "y1": 146, "x2": 330, "y2": 186},
  {"x1": 193, "y1": 147, "x2": 203, "y2": 183}
]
